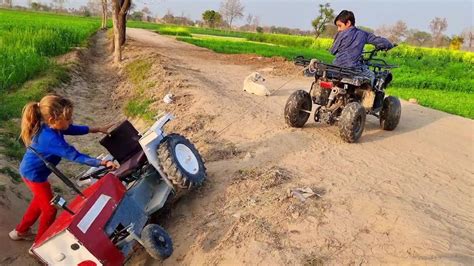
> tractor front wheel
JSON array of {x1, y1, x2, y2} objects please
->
[{"x1": 141, "y1": 224, "x2": 173, "y2": 260}]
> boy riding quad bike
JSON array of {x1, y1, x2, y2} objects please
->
[{"x1": 284, "y1": 10, "x2": 401, "y2": 143}]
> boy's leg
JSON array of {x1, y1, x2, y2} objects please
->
[
  {"x1": 34, "y1": 181, "x2": 57, "y2": 241},
  {"x1": 360, "y1": 68, "x2": 376, "y2": 87},
  {"x1": 15, "y1": 179, "x2": 41, "y2": 235}
]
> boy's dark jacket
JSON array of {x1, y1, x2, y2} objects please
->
[{"x1": 331, "y1": 26, "x2": 393, "y2": 68}]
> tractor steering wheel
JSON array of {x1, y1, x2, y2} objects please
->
[{"x1": 78, "y1": 167, "x2": 112, "y2": 181}]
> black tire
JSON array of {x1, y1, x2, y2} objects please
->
[
  {"x1": 141, "y1": 224, "x2": 173, "y2": 260},
  {"x1": 380, "y1": 96, "x2": 401, "y2": 131},
  {"x1": 338, "y1": 102, "x2": 366, "y2": 143},
  {"x1": 158, "y1": 134, "x2": 206, "y2": 191},
  {"x1": 284, "y1": 90, "x2": 312, "y2": 128}
]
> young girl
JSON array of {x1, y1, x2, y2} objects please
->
[{"x1": 9, "y1": 94, "x2": 117, "y2": 245}]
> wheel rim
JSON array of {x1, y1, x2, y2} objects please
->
[{"x1": 174, "y1": 143, "x2": 199, "y2": 175}]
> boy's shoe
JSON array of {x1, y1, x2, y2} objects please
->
[{"x1": 8, "y1": 229, "x2": 36, "y2": 241}]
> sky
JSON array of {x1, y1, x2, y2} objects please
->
[{"x1": 12, "y1": 0, "x2": 474, "y2": 35}]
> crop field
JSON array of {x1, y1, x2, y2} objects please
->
[
  {"x1": 0, "y1": 9, "x2": 99, "y2": 121},
  {"x1": 0, "y1": 10, "x2": 472, "y2": 119}
]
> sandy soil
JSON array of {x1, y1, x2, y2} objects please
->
[{"x1": 1, "y1": 28, "x2": 473, "y2": 265}]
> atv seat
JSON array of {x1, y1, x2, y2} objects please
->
[{"x1": 113, "y1": 150, "x2": 147, "y2": 178}]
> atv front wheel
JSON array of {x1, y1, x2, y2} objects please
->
[
  {"x1": 380, "y1": 96, "x2": 401, "y2": 131},
  {"x1": 338, "y1": 102, "x2": 366, "y2": 143},
  {"x1": 141, "y1": 224, "x2": 173, "y2": 260},
  {"x1": 284, "y1": 90, "x2": 312, "y2": 128},
  {"x1": 158, "y1": 134, "x2": 206, "y2": 191}
]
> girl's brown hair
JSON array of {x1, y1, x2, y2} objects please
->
[{"x1": 20, "y1": 95, "x2": 73, "y2": 146}]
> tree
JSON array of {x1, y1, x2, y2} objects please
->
[
  {"x1": 461, "y1": 27, "x2": 473, "y2": 50},
  {"x1": 129, "y1": 11, "x2": 143, "y2": 21},
  {"x1": 406, "y1": 30, "x2": 432, "y2": 46},
  {"x1": 220, "y1": 0, "x2": 244, "y2": 29},
  {"x1": 429, "y1": 17, "x2": 448, "y2": 47},
  {"x1": 141, "y1": 6, "x2": 152, "y2": 21},
  {"x1": 101, "y1": 0, "x2": 108, "y2": 29},
  {"x1": 52, "y1": 0, "x2": 67, "y2": 11},
  {"x1": 202, "y1": 10, "x2": 222, "y2": 28},
  {"x1": 256, "y1": 26, "x2": 263, "y2": 33},
  {"x1": 449, "y1": 35, "x2": 464, "y2": 50},
  {"x1": 87, "y1": 0, "x2": 102, "y2": 16},
  {"x1": 31, "y1": 2, "x2": 46, "y2": 10},
  {"x1": 320, "y1": 24, "x2": 337, "y2": 38},
  {"x1": 311, "y1": 3, "x2": 334, "y2": 39},
  {"x1": 246, "y1": 13, "x2": 253, "y2": 25},
  {"x1": 390, "y1": 20, "x2": 408, "y2": 43},
  {"x1": 375, "y1": 20, "x2": 407, "y2": 43},
  {"x1": 111, "y1": 0, "x2": 131, "y2": 64},
  {"x1": 1, "y1": 0, "x2": 12, "y2": 8}
]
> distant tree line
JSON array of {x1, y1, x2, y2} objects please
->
[{"x1": 2, "y1": 0, "x2": 472, "y2": 51}]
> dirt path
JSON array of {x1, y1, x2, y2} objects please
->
[
  {"x1": 1, "y1": 29, "x2": 472, "y2": 265},
  {"x1": 125, "y1": 29, "x2": 474, "y2": 265}
]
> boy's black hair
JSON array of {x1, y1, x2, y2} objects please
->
[{"x1": 334, "y1": 10, "x2": 356, "y2": 26}]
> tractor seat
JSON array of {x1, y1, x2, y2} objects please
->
[{"x1": 113, "y1": 150, "x2": 147, "y2": 178}]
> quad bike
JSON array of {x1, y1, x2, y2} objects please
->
[
  {"x1": 29, "y1": 113, "x2": 206, "y2": 265},
  {"x1": 284, "y1": 46, "x2": 401, "y2": 143}
]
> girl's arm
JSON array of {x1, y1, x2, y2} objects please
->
[
  {"x1": 46, "y1": 136, "x2": 102, "y2": 167},
  {"x1": 62, "y1": 124, "x2": 90, "y2": 135},
  {"x1": 89, "y1": 123, "x2": 115, "y2": 134},
  {"x1": 63, "y1": 123, "x2": 115, "y2": 135}
]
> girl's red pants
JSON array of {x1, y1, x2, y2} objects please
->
[{"x1": 16, "y1": 178, "x2": 57, "y2": 242}]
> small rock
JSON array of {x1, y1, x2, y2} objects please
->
[
  {"x1": 243, "y1": 152, "x2": 253, "y2": 161},
  {"x1": 291, "y1": 212, "x2": 300, "y2": 219}
]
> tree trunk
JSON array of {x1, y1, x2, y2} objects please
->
[
  {"x1": 112, "y1": 1, "x2": 121, "y2": 64},
  {"x1": 111, "y1": 0, "x2": 131, "y2": 64},
  {"x1": 118, "y1": 12, "x2": 127, "y2": 46},
  {"x1": 101, "y1": 0, "x2": 107, "y2": 29}
]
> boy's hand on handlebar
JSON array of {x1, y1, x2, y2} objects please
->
[{"x1": 101, "y1": 160, "x2": 119, "y2": 170}]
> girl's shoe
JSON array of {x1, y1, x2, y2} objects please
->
[{"x1": 8, "y1": 229, "x2": 36, "y2": 241}]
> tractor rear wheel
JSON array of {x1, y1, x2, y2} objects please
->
[{"x1": 158, "y1": 134, "x2": 206, "y2": 193}]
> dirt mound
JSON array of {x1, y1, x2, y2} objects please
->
[{"x1": 220, "y1": 54, "x2": 301, "y2": 76}]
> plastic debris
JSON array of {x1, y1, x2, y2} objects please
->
[
  {"x1": 163, "y1": 93, "x2": 174, "y2": 104},
  {"x1": 288, "y1": 187, "x2": 321, "y2": 202}
]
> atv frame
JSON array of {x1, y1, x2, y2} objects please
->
[{"x1": 285, "y1": 47, "x2": 402, "y2": 142}]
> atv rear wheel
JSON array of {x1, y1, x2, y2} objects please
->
[
  {"x1": 158, "y1": 134, "x2": 206, "y2": 192},
  {"x1": 284, "y1": 90, "x2": 312, "y2": 128},
  {"x1": 141, "y1": 224, "x2": 173, "y2": 260},
  {"x1": 380, "y1": 96, "x2": 401, "y2": 131},
  {"x1": 338, "y1": 102, "x2": 366, "y2": 143}
]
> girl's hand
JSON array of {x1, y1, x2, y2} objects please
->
[
  {"x1": 101, "y1": 160, "x2": 119, "y2": 170},
  {"x1": 90, "y1": 123, "x2": 115, "y2": 134}
]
